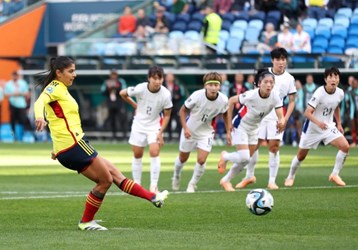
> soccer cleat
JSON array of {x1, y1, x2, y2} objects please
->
[
  {"x1": 284, "y1": 178, "x2": 295, "y2": 187},
  {"x1": 78, "y1": 220, "x2": 108, "y2": 231},
  {"x1": 267, "y1": 183, "x2": 279, "y2": 190},
  {"x1": 151, "y1": 190, "x2": 169, "y2": 208},
  {"x1": 220, "y1": 179, "x2": 235, "y2": 192},
  {"x1": 186, "y1": 182, "x2": 197, "y2": 193},
  {"x1": 235, "y1": 176, "x2": 256, "y2": 189},
  {"x1": 171, "y1": 176, "x2": 180, "y2": 191},
  {"x1": 329, "y1": 174, "x2": 346, "y2": 186},
  {"x1": 218, "y1": 151, "x2": 227, "y2": 174}
]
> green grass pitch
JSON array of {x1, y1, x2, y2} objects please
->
[{"x1": 0, "y1": 142, "x2": 357, "y2": 250}]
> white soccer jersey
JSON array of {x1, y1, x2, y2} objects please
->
[
  {"x1": 127, "y1": 82, "x2": 173, "y2": 133},
  {"x1": 184, "y1": 89, "x2": 228, "y2": 138},
  {"x1": 263, "y1": 67, "x2": 296, "y2": 121},
  {"x1": 233, "y1": 89, "x2": 282, "y2": 131},
  {"x1": 303, "y1": 86, "x2": 344, "y2": 134}
]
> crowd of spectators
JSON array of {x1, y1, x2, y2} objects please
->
[{"x1": 0, "y1": 0, "x2": 25, "y2": 22}]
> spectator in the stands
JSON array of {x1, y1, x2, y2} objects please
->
[
  {"x1": 244, "y1": 74, "x2": 255, "y2": 90},
  {"x1": 277, "y1": 0, "x2": 299, "y2": 20},
  {"x1": 6, "y1": 0, "x2": 24, "y2": 16},
  {"x1": 277, "y1": 23, "x2": 293, "y2": 51},
  {"x1": 303, "y1": 73, "x2": 317, "y2": 110},
  {"x1": 171, "y1": 0, "x2": 189, "y2": 14},
  {"x1": 134, "y1": 8, "x2": 153, "y2": 39},
  {"x1": 231, "y1": 0, "x2": 251, "y2": 13},
  {"x1": 305, "y1": 0, "x2": 328, "y2": 20},
  {"x1": 201, "y1": 5, "x2": 222, "y2": 53},
  {"x1": 214, "y1": 0, "x2": 233, "y2": 15},
  {"x1": 254, "y1": 0, "x2": 278, "y2": 12},
  {"x1": 4, "y1": 71, "x2": 32, "y2": 140},
  {"x1": 153, "y1": 7, "x2": 170, "y2": 34},
  {"x1": 118, "y1": 6, "x2": 137, "y2": 37},
  {"x1": 257, "y1": 22, "x2": 278, "y2": 54},
  {"x1": 229, "y1": 72, "x2": 247, "y2": 114},
  {"x1": 292, "y1": 23, "x2": 311, "y2": 53},
  {"x1": 326, "y1": 0, "x2": 343, "y2": 18}
]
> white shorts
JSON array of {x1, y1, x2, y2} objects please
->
[
  {"x1": 129, "y1": 130, "x2": 158, "y2": 147},
  {"x1": 258, "y1": 119, "x2": 284, "y2": 141},
  {"x1": 179, "y1": 130, "x2": 214, "y2": 153},
  {"x1": 232, "y1": 126, "x2": 259, "y2": 145},
  {"x1": 299, "y1": 127, "x2": 343, "y2": 149}
]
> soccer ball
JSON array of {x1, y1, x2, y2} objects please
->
[{"x1": 246, "y1": 188, "x2": 274, "y2": 216}]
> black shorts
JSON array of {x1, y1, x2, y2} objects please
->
[{"x1": 57, "y1": 138, "x2": 98, "y2": 173}]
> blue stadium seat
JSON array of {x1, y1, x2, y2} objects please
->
[
  {"x1": 176, "y1": 13, "x2": 190, "y2": 23},
  {"x1": 302, "y1": 18, "x2": 318, "y2": 29},
  {"x1": 348, "y1": 26, "x2": 358, "y2": 36},
  {"x1": 327, "y1": 46, "x2": 344, "y2": 53},
  {"x1": 191, "y1": 12, "x2": 205, "y2": 22},
  {"x1": 187, "y1": 20, "x2": 202, "y2": 32},
  {"x1": 219, "y1": 30, "x2": 230, "y2": 41},
  {"x1": 222, "y1": 12, "x2": 235, "y2": 23},
  {"x1": 312, "y1": 37, "x2": 329, "y2": 50},
  {"x1": 265, "y1": 10, "x2": 281, "y2": 29},
  {"x1": 249, "y1": 11, "x2": 266, "y2": 21},
  {"x1": 234, "y1": 11, "x2": 249, "y2": 21},
  {"x1": 169, "y1": 30, "x2": 184, "y2": 40},
  {"x1": 312, "y1": 46, "x2": 326, "y2": 53},
  {"x1": 232, "y1": 20, "x2": 248, "y2": 30},
  {"x1": 164, "y1": 12, "x2": 176, "y2": 26},
  {"x1": 217, "y1": 39, "x2": 227, "y2": 54},
  {"x1": 221, "y1": 20, "x2": 232, "y2": 31},
  {"x1": 244, "y1": 27, "x2": 261, "y2": 42},
  {"x1": 88, "y1": 42, "x2": 106, "y2": 55},
  {"x1": 334, "y1": 17, "x2": 350, "y2": 28},
  {"x1": 226, "y1": 37, "x2": 242, "y2": 54},
  {"x1": 303, "y1": 26, "x2": 315, "y2": 40},
  {"x1": 350, "y1": 15, "x2": 358, "y2": 25},
  {"x1": 317, "y1": 18, "x2": 334, "y2": 28},
  {"x1": 315, "y1": 26, "x2": 331, "y2": 39},
  {"x1": 171, "y1": 21, "x2": 187, "y2": 32},
  {"x1": 248, "y1": 19, "x2": 264, "y2": 30},
  {"x1": 346, "y1": 37, "x2": 358, "y2": 49},
  {"x1": 329, "y1": 37, "x2": 345, "y2": 48},
  {"x1": 337, "y1": 7, "x2": 353, "y2": 18},
  {"x1": 230, "y1": 27, "x2": 245, "y2": 40},
  {"x1": 184, "y1": 30, "x2": 200, "y2": 41},
  {"x1": 331, "y1": 26, "x2": 348, "y2": 39}
]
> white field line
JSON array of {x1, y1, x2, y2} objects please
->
[{"x1": 1, "y1": 185, "x2": 358, "y2": 200}]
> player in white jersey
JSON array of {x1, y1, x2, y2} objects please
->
[
  {"x1": 171, "y1": 72, "x2": 230, "y2": 193},
  {"x1": 120, "y1": 66, "x2": 173, "y2": 193},
  {"x1": 285, "y1": 67, "x2": 350, "y2": 187},
  {"x1": 236, "y1": 48, "x2": 297, "y2": 190},
  {"x1": 218, "y1": 69, "x2": 285, "y2": 191}
]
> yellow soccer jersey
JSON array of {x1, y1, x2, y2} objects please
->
[{"x1": 34, "y1": 80, "x2": 84, "y2": 154}]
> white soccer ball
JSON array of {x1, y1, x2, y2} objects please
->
[{"x1": 246, "y1": 188, "x2": 274, "y2": 216}]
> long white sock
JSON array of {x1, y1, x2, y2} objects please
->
[
  {"x1": 150, "y1": 156, "x2": 161, "y2": 187},
  {"x1": 189, "y1": 162, "x2": 206, "y2": 185},
  {"x1": 287, "y1": 156, "x2": 301, "y2": 179},
  {"x1": 332, "y1": 150, "x2": 348, "y2": 176},
  {"x1": 132, "y1": 157, "x2": 142, "y2": 185},
  {"x1": 245, "y1": 150, "x2": 258, "y2": 179},
  {"x1": 268, "y1": 151, "x2": 280, "y2": 184},
  {"x1": 222, "y1": 163, "x2": 245, "y2": 182},
  {"x1": 173, "y1": 156, "x2": 185, "y2": 179}
]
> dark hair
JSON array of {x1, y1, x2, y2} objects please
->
[
  {"x1": 148, "y1": 65, "x2": 164, "y2": 79},
  {"x1": 324, "y1": 67, "x2": 341, "y2": 79},
  {"x1": 270, "y1": 47, "x2": 288, "y2": 59},
  {"x1": 35, "y1": 56, "x2": 74, "y2": 91},
  {"x1": 203, "y1": 72, "x2": 222, "y2": 84},
  {"x1": 254, "y1": 68, "x2": 274, "y2": 87}
]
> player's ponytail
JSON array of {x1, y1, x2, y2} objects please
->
[{"x1": 35, "y1": 56, "x2": 74, "y2": 91}]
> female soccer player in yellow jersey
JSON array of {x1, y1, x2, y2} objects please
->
[{"x1": 34, "y1": 56, "x2": 168, "y2": 231}]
